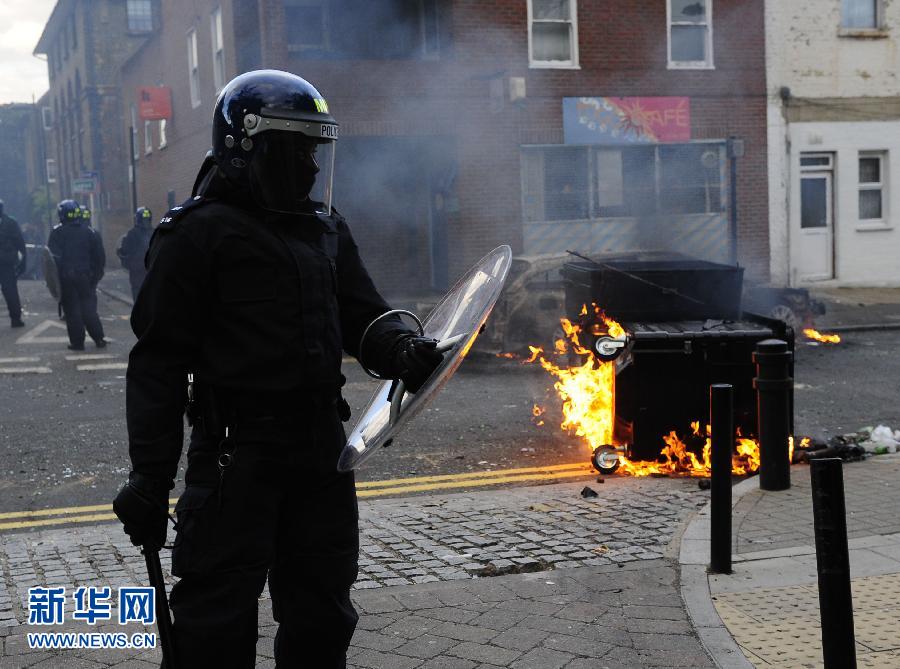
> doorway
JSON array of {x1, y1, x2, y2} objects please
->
[{"x1": 797, "y1": 153, "x2": 835, "y2": 282}]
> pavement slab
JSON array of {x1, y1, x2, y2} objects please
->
[
  {"x1": 0, "y1": 478, "x2": 715, "y2": 666},
  {"x1": 684, "y1": 455, "x2": 900, "y2": 669}
]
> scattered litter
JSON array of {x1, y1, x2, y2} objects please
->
[
  {"x1": 580, "y1": 486, "x2": 599, "y2": 498},
  {"x1": 520, "y1": 447, "x2": 535, "y2": 453},
  {"x1": 545, "y1": 581, "x2": 555, "y2": 585},
  {"x1": 478, "y1": 461, "x2": 488, "y2": 465},
  {"x1": 596, "y1": 476, "x2": 605, "y2": 484},
  {"x1": 860, "y1": 425, "x2": 900, "y2": 454},
  {"x1": 592, "y1": 545, "x2": 609, "y2": 554},
  {"x1": 697, "y1": 478, "x2": 711, "y2": 490}
]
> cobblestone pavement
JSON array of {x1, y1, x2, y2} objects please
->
[
  {"x1": 708, "y1": 455, "x2": 900, "y2": 668},
  {"x1": 0, "y1": 477, "x2": 714, "y2": 666}
]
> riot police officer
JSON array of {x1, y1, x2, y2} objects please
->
[
  {"x1": 112, "y1": 70, "x2": 443, "y2": 668},
  {"x1": 47, "y1": 200, "x2": 106, "y2": 350},
  {"x1": 0, "y1": 199, "x2": 26, "y2": 328},
  {"x1": 116, "y1": 207, "x2": 153, "y2": 300}
]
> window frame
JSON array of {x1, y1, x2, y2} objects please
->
[
  {"x1": 858, "y1": 151, "x2": 887, "y2": 223},
  {"x1": 130, "y1": 106, "x2": 139, "y2": 161},
  {"x1": 521, "y1": 141, "x2": 727, "y2": 224},
  {"x1": 667, "y1": 0, "x2": 715, "y2": 70},
  {"x1": 841, "y1": 0, "x2": 881, "y2": 30},
  {"x1": 187, "y1": 28, "x2": 201, "y2": 109},
  {"x1": 211, "y1": 7, "x2": 226, "y2": 93},
  {"x1": 158, "y1": 119, "x2": 168, "y2": 149},
  {"x1": 144, "y1": 120, "x2": 153, "y2": 156},
  {"x1": 126, "y1": 0, "x2": 154, "y2": 34},
  {"x1": 527, "y1": 0, "x2": 580, "y2": 70},
  {"x1": 46, "y1": 158, "x2": 58, "y2": 184}
]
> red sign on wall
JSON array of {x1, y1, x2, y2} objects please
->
[{"x1": 138, "y1": 87, "x2": 172, "y2": 121}]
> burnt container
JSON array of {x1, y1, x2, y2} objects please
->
[{"x1": 562, "y1": 257, "x2": 744, "y2": 322}]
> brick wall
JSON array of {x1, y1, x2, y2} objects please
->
[
  {"x1": 128, "y1": 0, "x2": 769, "y2": 292},
  {"x1": 121, "y1": 0, "x2": 238, "y2": 239}
]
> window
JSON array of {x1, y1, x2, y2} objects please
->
[
  {"x1": 187, "y1": 29, "x2": 201, "y2": 108},
  {"x1": 842, "y1": 0, "x2": 878, "y2": 29},
  {"x1": 859, "y1": 153, "x2": 886, "y2": 220},
  {"x1": 127, "y1": 0, "x2": 154, "y2": 33},
  {"x1": 211, "y1": 8, "x2": 226, "y2": 92},
  {"x1": 46, "y1": 159, "x2": 58, "y2": 184},
  {"x1": 42, "y1": 107, "x2": 53, "y2": 130},
  {"x1": 131, "y1": 106, "x2": 139, "y2": 160},
  {"x1": 284, "y1": 0, "x2": 326, "y2": 49},
  {"x1": 528, "y1": 0, "x2": 579, "y2": 68},
  {"x1": 158, "y1": 119, "x2": 168, "y2": 149},
  {"x1": 144, "y1": 120, "x2": 153, "y2": 155},
  {"x1": 668, "y1": 0, "x2": 714, "y2": 69},
  {"x1": 522, "y1": 143, "x2": 725, "y2": 223}
]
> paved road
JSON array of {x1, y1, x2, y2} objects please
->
[{"x1": 2, "y1": 274, "x2": 899, "y2": 517}]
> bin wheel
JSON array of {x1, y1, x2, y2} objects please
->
[{"x1": 591, "y1": 447, "x2": 620, "y2": 475}]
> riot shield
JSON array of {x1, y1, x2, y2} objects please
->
[
  {"x1": 42, "y1": 246, "x2": 61, "y2": 300},
  {"x1": 338, "y1": 245, "x2": 513, "y2": 472}
]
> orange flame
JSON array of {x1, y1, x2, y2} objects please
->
[
  {"x1": 530, "y1": 310, "x2": 619, "y2": 450},
  {"x1": 496, "y1": 352, "x2": 518, "y2": 359},
  {"x1": 804, "y1": 328, "x2": 841, "y2": 344}
]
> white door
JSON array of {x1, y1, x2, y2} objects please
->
[{"x1": 797, "y1": 169, "x2": 834, "y2": 282}]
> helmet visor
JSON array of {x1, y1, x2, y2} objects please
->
[{"x1": 248, "y1": 132, "x2": 335, "y2": 216}]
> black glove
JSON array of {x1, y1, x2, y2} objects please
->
[
  {"x1": 113, "y1": 473, "x2": 171, "y2": 550},
  {"x1": 391, "y1": 335, "x2": 444, "y2": 393},
  {"x1": 15, "y1": 262, "x2": 25, "y2": 278}
]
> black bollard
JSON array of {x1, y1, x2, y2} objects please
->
[
  {"x1": 709, "y1": 384, "x2": 733, "y2": 574},
  {"x1": 753, "y1": 339, "x2": 792, "y2": 491},
  {"x1": 810, "y1": 458, "x2": 856, "y2": 669}
]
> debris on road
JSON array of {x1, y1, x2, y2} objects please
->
[{"x1": 580, "y1": 486, "x2": 599, "y2": 498}]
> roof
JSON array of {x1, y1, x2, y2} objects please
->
[{"x1": 34, "y1": 1, "x2": 70, "y2": 56}]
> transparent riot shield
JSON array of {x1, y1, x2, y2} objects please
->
[{"x1": 338, "y1": 245, "x2": 513, "y2": 472}]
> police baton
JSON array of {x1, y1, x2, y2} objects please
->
[{"x1": 142, "y1": 548, "x2": 178, "y2": 669}]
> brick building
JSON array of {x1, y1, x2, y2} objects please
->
[
  {"x1": 124, "y1": 0, "x2": 769, "y2": 295},
  {"x1": 33, "y1": 0, "x2": 155, "y2": 250}
]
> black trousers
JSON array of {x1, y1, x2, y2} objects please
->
[
  {"x1": 169, "y1": 407, "x2": 359, "y2": 668},
  {"x1": 0, "y1": 263, "x2": 21, "y2": 322},
  {"x1": 128, "y1": 268, "x2": 147, "y2": 301},
  {"x1": 60, "y1": 275, "x2": 104, "y2": 347}
]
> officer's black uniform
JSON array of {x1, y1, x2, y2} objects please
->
[
  {"x1": 47, "y1": 201, "x2": 106, "y2": 349},
  {"x1": 117, "y1": 207, "x2": 153, "y2": 300},
  {"x1": 116, "y1": 70, "x2": 443, "y2": 668},
  {"x1": 0, "y1": 200, "x2": 26, "y2": 327}
]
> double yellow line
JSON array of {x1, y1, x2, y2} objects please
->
[{"x1": 0, "y1": 462, "x2": 593, "y2": 533}]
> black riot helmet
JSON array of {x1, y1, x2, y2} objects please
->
[
  {"x1": 212, "y1": 70, "x2": 339, "y2": 216},
  {"x1": 57, "y1": 199, "x2": 81, "y2": 224},
  {"x1": 135, "y1": 207, "x2": 152, "y2": 228}
]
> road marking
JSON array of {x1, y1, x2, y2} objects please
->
[
  {"x1": 355, "y1": 462, "x2": 588, "y2": 489},
  {"x1": 356, "y1": 468, "x2": 594, "y2": 498},
  {"x1": 77, "y1": 363, "x2": 129, "y2": 371},
  {"x1": 0, "y1": 357, "x2": 41, "y2": 364},
  {"x1": 66, "y1": 354, "x2": 117, "y2": 361},
  {"x1": 0, "y1": 366, "x2": 52, "y2": 374},
  {"x1": 0, "y1": 463, "x2": 595, "y2": 531},
  {"x1": 16, "y1": 319, "x2": 70, "y2": 345}
]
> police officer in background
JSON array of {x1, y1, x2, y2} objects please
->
[
  {"x1": 48, "y1": 200, "x2": 106, "y2": 350},
  {"x1": 116, "y1": 207, "x2": 153, "y2": 300},
  {"x1": 0, "y1": 199, "x2": 26, "y2": 328},
  {"x1": 112, "y1": 70, "x2": 444, "y2": 668}
]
